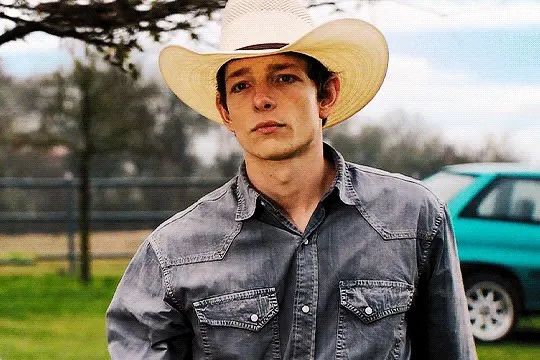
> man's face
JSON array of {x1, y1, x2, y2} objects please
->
[{"x1": 216, "y1": 53, "x2": 337, "y2": 161}]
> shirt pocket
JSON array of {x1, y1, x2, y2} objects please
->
[
  {"x1": 193, "y1": 287, "x2": 281, "y2": 359},
  {"x1": 336, "y1": 280, "x2": 414, "y2": 360}
]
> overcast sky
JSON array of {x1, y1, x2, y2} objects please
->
[{"x1": 1, "y1": 0, "x2": 539, "y2": 164}]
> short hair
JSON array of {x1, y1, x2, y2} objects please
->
[{"x1": 216, "y1": 52, "x2": 336, "y2": 126}]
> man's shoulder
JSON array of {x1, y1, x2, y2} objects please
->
[
  {"x1": 346, "y1": 162, "x2": 439, "y2": 200},
  {"x1": 154, "y1": 177, "x2": 237, "y2": 231},
  {"x1": 345, "y1": 162, "x2": 445, "y2": 240},
  {"x1": 146, "y1": 177, "x2": 241, "y2": 267}
]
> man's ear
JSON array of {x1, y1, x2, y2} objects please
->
[
  {"x1": 216, "y1": 94, "x2": 234, "y2": 133},
  {"x1": 318, "y1": 75, "x2": 341, "y2": 120}
]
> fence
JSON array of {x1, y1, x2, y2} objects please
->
[{"x1": 0, "y1": 177, "x2": 229, "y2": 271}]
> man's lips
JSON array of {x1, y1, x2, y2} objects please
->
[{"x1": 252, "y1": 121, "x2": 285, "y2": 133}]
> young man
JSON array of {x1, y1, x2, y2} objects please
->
[{"x1": 107, "y1": 0, "x2": 477, "y2": 359}]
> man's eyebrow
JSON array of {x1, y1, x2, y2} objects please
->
[
  {"x1": 267, "y1": 63, "x2": 301, "y2": 73},
  {"x1": 226, "y1": 62, "x2": 303, "y2": 81},
  {"x1": 226, "y1": 67, "x2": 250, "y2": 81}
]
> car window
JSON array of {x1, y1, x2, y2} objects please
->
[
  {"x1": 467, "y1": 178, "x2": 540, "y2": 223},
  {"x1": 422, "y1": 172, "x2": 476, "y2": 203}
]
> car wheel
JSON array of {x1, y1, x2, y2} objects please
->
[{"x1": 464, "y1": 273, "x2": 520, "y2": 342}]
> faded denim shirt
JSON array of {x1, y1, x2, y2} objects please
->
[{"x1": 106, "y1": 143, "x2": 477, "y2": 359}]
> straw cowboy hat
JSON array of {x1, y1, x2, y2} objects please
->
[{"x1": 159, "y1": 0, "x2": 388, "y2": 128}]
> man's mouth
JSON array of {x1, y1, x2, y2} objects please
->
[{"x1": 252, "y1": 121, "x2": 285, "y2": 134}]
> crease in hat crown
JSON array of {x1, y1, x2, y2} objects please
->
[{"x1": 219, "y1": 0, "x2": 314, "y2": 51}]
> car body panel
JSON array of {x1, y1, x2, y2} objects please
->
[
  {"x1": 454, "y1": 217, "x2": 540, "y2": 310},
  {"x1": 423, "y1": 165, "x2": 540, "y2": 312}
]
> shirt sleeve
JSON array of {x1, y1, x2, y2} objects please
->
[
  {"x1": 106, "y1": 239, "x2": 193, "y2": 359},
  {"x1": 409, "y1": 206, "x2": 478, "y2": 359}
]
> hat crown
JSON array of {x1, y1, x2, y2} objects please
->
[{"x1": 220, "y1": 0, "x2": 314, "y2": 51}]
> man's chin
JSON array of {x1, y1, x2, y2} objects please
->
[
  {"x1": 260, "y1": 152, "x2": 297, "y2": 161},
  {"x1": 249, "y1": 143, "x2": 311, "y2": 162}
]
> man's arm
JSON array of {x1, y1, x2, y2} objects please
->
[
  {"x1": 106, "y1": 239, "x2": 193, "y2": 359},
  {"x1": 410, "y1": 206, "x2": 478, "y2": 359}
]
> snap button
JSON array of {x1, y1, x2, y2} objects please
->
[
  {"x1": 303, "y1": 239, "x2": 309, "y2": 245},
  {"x1": 364, "y1": 306, "x2": 373, "y2": 315},
  {"x1": 250, "y1": 314, "x2": 259, "y2": 322},
  {"x1": 301, "y1": 305, "x2": 310, "y2": 313}
]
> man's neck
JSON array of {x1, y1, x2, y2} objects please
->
[{"x1": 244, "y1": 142, "x2": 335, "y2": 232}]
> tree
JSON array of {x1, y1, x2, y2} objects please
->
[
  {"x1": 0, "y1": 0, "x2": 348, "y2": 77},
  {"x1": 0, "y1": 0, "x2": 223, "y2": 77},
  {"x1": 325, "y1": 111, "x2": 517, "y2": 179},
  {"x1": 153, "y1": 94, "x2": 209, "y2": 177},
  {"x1": 0, "y1": 64, "x2": 13, "y2": 177},
  {"x1": 9, "y1": 57, "x2": 163, "y2": 282}
]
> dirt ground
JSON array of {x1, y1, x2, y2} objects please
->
[{"x1": 0, "y1": 230, "x2": 152, "y2": 259}]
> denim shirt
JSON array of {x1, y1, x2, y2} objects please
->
[{"x1": 106, "y1": 143, "x2": 477, "y2": 359}]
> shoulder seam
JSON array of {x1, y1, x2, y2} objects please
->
[
  {"x1": 152, "y1": 178, "x2": 234, "y2": 234},
  {"x1": 346, "y1": 162, "x2": 443, "y2": 203}
]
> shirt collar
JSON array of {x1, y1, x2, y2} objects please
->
[
  {"x1": 235, "y1": 161, "x2": 262, "y2": 221},
  {"x1": 234, "y1": 142, "x2": 359, "y2": 221}
]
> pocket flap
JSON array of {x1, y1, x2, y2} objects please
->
[
  {"x1": 193, "y1": 287, "x2": 279, "y2": 331},
  {"x1": 339, "y1": 280, "x2": 413, "y2": 324}
]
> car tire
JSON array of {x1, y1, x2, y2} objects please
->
[{"x1": 464, "y1": 272, "x2": 521, "y2": 342}]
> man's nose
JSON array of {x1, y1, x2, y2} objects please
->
[{"x1": 253, "y1": 86, "x2": 276, "y2": 111}]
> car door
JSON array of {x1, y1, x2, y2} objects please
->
[{"x1": 455, "y1": 176, "x2": 540, "y2": 311}]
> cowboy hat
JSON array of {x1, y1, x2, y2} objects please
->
[{"x1": 159, "y1": 0, "x2": 388, "y2": 128}]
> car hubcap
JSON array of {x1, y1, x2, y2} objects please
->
[{"x1": 466, "y1": 280, "x2": 514, "y2": 341}]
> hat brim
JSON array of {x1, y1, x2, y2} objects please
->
[{"x1": 159, "y1": 18, "x2": 388, "y2": 128}]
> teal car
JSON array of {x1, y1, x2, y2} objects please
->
[{"x1": 423, "y1": 163, "x2": 540, "y2": 342}]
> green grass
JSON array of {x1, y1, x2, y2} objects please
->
[
  {"x1": 0, "y1": 274, "x2": 120, "y2": 359},
  {"x1": 0, "y1": 265, "x2": 539, "y2": 359},
  {"x1": 476, "y1": 316, "x2": 540, "y2": 359},
  {"x1": 478, "y1": 343, "x2": 540, "y2": 360},
  {"x1": 0, "y1": 315, "x2": 108, "y2": 359}
]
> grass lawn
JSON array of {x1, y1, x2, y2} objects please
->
[
  {"x1": 0, "y1": 259, "x2": 539, "y2": 359},
  {"x1": 476, "y1": 316, "x2": 540, "y2": 360},
  {"x1": 0, "y1": 260, "x2": 126, "y2": 360}
]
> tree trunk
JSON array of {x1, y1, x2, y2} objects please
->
[
  {"x1": 78, "y1": 64, "x2": 93, "y2": 284},
  {"x1": 79, "y1": 149, "x2": 91, "y2": 283}
]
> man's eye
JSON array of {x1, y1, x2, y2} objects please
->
[
  {"x1": 231, "y1": 82, "x2": 248, "y2": 93},
  {"x1": 277, "y1": 74, "x2": 297, "y2": 84}
]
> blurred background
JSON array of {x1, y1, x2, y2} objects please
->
[{"x1": 0, "y1": 0, "x2": 538, "y2": 359}]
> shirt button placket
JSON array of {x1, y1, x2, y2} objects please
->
[{"x1": 292, "y1": 233, "x2": 319, "y2": 359}]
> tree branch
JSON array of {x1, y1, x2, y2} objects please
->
[
  {"x1": 0, "y1": 23, "x2": 34, "y2": 44},
  {"x1": 0, "y1": 0, "x2": 343, "y2": 76}
]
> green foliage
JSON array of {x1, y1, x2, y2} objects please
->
[
  {"x1": 325, "y1": 111, "x2": 517, "y2": 179},
  {"x1": 0, "y1": 65, "x2": 15, "y2": 177},
  {"x1": 3, "y1": 56, "x2": 173, "y2": 177},
  {"x1": 150, "y1": 93, "x2": 209, "y2": 177},
  {"x1": 214, "y1": 151, "x2": 243, "y2": 178},
  {"x1": 38, "y1": 57, "x2": 161, "y2": 156}
]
